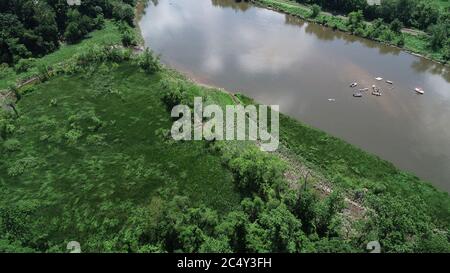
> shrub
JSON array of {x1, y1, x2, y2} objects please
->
[
  {"x1": 354, "y1": 27, "x2": 366, "y2": 37},
  {"x1": 0, "y1": 112, "x2": 15, "y2": 140},
  {"x1": 3, "y1": 138, "x2": 21, "y2": 152},
  {"x1": 443, "y1": 39, "x2": 450, "y2": 62},
  {"x1": 112, "y1": 1, "x2": 135, "y2": 26},
  {"x1": 7, "y1": 156, "x2": 40, "y2": 177},
  {"x1": 121, "y1": 29, "x2": 137, "y2": 47},
  {"x1": 390, "y1": 19, "x2": 403, "y2": 33},
  {"x1": 65, "y1": 129, "x2": 83, "y2": 145},
  {"x1": 14, "y1": 58, "x2": 36, "y2": 73},
  {"x1": 160, "y1": 78, "x2": 187, "y2": 109},
  {"x1": 228, "y1": 147, "x2": 286, "y2": 198},
  {"x1": 74, "y1": 46, "x2": 131, "y2": 67},
  {"x1": 381, "y1": 29, "x2": 394, "y2": 42},
  {"x1": 396, "y1": 35, "x2": 405, "y2": 47},
  {"x1": 137, "y1": 49, "x2": 160, "y2": 74},
  {"x1": 93, "y1": 14, "x2": 105, "y2": 29}
]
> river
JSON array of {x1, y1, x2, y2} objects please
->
[{"x1": 139, "y1": 0, "x2": 450, "y2": 192}]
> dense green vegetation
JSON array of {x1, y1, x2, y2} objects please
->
[
  {"x1": 0, "y1": 20, "x2": 122, "y2": 90},
  {"x1": 0, "y1": 0, "x2": 136, "y2": 65},
  {"x1": 0, "y1": 47, "x2": 242, "y2": 252},
  {"x1": 0, "y1": 0, "x2": 449, "y2": 253},
  {"x1": 1, "y1": 46, "x2": 449, "y2": 252},
  {"x1": 252, "y1": 0, "x2": 450, "y2": 63}
]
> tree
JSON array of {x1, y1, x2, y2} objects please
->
[
  {"x1": 246, "y1": 203, "x2": 307, "y2": 253},
  {"x1": 314, "y1": 191, "x2": 345, "y2": 237},
  {"x1": 290, "y1": 187, "x2": 319, "y2": 235},
  {"x1": 311, "y1": 4, "x2": 321, "y2": 18},
  {"x1": 443, "y1": 39, "x2": 450, "y2": 62},
  {"x1": 14, "y1": 58, "x2": 35, "y2": 73},
  {"x1": 199, "y1": 236, "x2": 232, "y2": 253},
  {"x1": 64, "y1": 9, "x2": 95, "y2": 44},
  {"x1": 429, "y1": 24, "x2": 447, "y2": 50},
  {"x1": 137, "y1": 48, "x2": 161, "y2": 74},
  {"x1": 361, "y1": 194, "x2": 436, "y2": 253},
  {"x1": 216, "y1": 210, "x2": 250, "y2": 252},
  {"x1": 394, "y1": 0, "x2": 417, "y2": 27},
  {"x1": 396, "y1": 34, "x2": 405, "y2": 47},
  {"x1": 228, "y1": 147, "x2": 286, "y2": 198},
  {"x1": 390, "y1": 19, "x2": 403, "y2": 33},
  {"x1": 0, "y1": 0, "x2": 136, "y2": 63},
  {"x1": 121, "y1": 29, "x2": 136, "y2": 47},
  {"x1": 348, "y1": 10, "x2": 365, "y2": 32},
  {"x1": 112, "y1": 1, "x2": 135, "y2": 26},
  {"x1": 31, "y1": 1, "x2": 59, "y2": 55},
  {"x1": 412, "y1": 1, "x2": 440, "y2": 30}
]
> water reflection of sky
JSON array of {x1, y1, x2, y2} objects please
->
[{"x1": 140, "y1": 0, "x2": 450, "y2": 191}]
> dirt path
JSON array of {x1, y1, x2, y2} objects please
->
[
  {"x1": 221, "y1": 90, "x2": 367, "y2": 222},
  {"x1": 273, "y1": 144, "x2": 366, "y2": 218}
]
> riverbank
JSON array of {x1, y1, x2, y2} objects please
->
[
  {"x1": 134, "y1": 0, "x2": 450, "y2": 249},
  {"x1": 250, "y1": 0, "x2": 448, "y2": 66},
  {"x1": 0, "y1": 0, "x2": 448, "y2": 252}
]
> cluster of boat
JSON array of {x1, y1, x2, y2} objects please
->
[{"x1": 349, "y1": 77, "x2": 425, "y2": 98}]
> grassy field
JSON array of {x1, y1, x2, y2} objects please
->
[
  {"x1": 0, "y1": 20, "x2": 122, "y2": 90},
  {"x1": 0, "y1": 62, "x2": 241, "y2": 251}
]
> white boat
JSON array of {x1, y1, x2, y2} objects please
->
[
  {"x1": 372, "y1": 91, "x2": 382, "y2": 96},
  {"x1": 386, "y1": 80, "x2": 393, "y2": 84},
  {"x1": 375, "y1": 77, "x2": 383, "y2": 81},
  {"x1": 415, "y1": 87, "x2": 424, "y2": 95},
  {"x1": 359, "y1": 88, "x2": 369, "y2": 91},
  {"x1": 353, "y1": 92, "x2": 363, "y2": 98},
  {"x1": 350, "y1": 82, "x2": 358, "y2": 88}
]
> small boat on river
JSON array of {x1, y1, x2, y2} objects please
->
[
  {"x1": 353, "y1": 92, "x2": 363, "y2": 98},
  {"x1": 386, "y1": 80, "x2": 393, "y2": 84},
  {"x1": 415, "y1": 87, "x2": 424, "y2": 95},
  {"x1": 372, "y1": 85, "x2": 382, "y2": 96},
  {"x1": 350, "y1": 82, "x2": 358, "y2": 88},
  {"x1": 375, "y1": 77, "x2": 383, "y2": 81}
]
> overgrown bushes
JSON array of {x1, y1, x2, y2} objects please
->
[
  {"x1": 159, "y1": 78, "x2": 190, "y2": 109},
  {"x1": 137, "y1": 48, "x2": 161, "y2": 74},
  {"x1": 119, "y1": 23, "x2": 138, "y2": 47}
]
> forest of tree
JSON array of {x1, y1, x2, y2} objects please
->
[
  {"x1": 295, "y1": 0, "x2": 446, "y2": 30},
  {"x1": 0, "y1": 0, "x2": 136, "y2": 65},
  {"x1": 293, "y1": 0, "x2": 450, "y2": 55}
]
